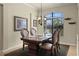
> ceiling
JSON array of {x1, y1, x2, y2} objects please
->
[{"x1": 28, "y1": 3, "x2": 77, "y2": 11}]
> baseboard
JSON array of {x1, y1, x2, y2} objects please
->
[
  {"x1": 2, "y1": 44, "x2": 23, "y2": 54},
  {"x1": 60, "y1": 42, "x2": 76, "y2": 46}
]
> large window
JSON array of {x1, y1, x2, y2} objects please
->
[{"x1": 44, "y1": 12, "x2": 64, "y2": 38}]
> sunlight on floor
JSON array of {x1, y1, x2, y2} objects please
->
[{"x1": 67, "y1": 46, "x2": 77, "y2": 56}]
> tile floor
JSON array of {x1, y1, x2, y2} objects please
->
[{"x1": 67, "y1": 46, "x2": 77, "y2": 56}]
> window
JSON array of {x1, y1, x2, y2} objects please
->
[{"x1": 44, "y1": 12, "x2": 64, "y2": 37}]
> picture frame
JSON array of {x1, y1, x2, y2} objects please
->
[
  {"x1": 14, "y1": 16, "x2": 28, "y2": 31},
  {"x1": 33, "y1": 20, "x2": 37, "y2": 27}
]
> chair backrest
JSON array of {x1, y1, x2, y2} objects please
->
[
  {"x1": 20, "y1": 28, "x2": 29, "y2": 39},
  {"x1": 52, "y1": 29, "x2": 60, "y2": 45},
  {"x1": 30, "y1": 28, "x2": 37, "y2": 36}
]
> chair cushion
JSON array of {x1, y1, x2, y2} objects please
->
[
  {"x1": 21, "y1": 29, "x2": 29, "y2": 38},
  {"x1": 40, "y1": 43, "x2": 52, "y2": 50}
]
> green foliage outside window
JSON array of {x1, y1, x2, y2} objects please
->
[{"x1": 53, "y1": 18, "x2": 62, "y2": 28}]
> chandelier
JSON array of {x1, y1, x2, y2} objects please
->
[{"x1": 37, "y1": 3, "x2": 42, "y2": 26}]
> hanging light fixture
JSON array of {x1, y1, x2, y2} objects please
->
[{"x1": 37, "y1": 3, "x2": 42, "y2": 25}]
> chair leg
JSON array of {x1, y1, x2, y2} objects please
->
[
  {"x1": 57, "y1": 44, "x2": 60, "y2": 49},
  {"x1": 54, "y1": 47, "x2": 57, "y2": 56},
  {"x1": 23, "y1": 42, "x2": 25, "y2": 50},
  {"x1": 51, "y1": 47, "x2": 55, "y2": 56},
  {"x1": 51, "y1": 51, "x2": 53, "y2": 56},
  {"x1": 54, "y1": 48, "x2": 57, "y2": 56},
  {"x1": 57, "y1": 45, "x2": 60, "y2": 53},
  {"x1": 55, "y1": 45, "x2": 60, "y2": 55}
]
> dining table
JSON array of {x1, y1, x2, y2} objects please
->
[{"x1": 21, "y1": 36, "x2": 52, "y2": 56}]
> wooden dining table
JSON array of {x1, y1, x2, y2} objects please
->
[{"x1": 21, "y1": 36, "x2": 52, "y2": 56}]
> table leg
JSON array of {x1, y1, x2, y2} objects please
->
[{"x1": 28, "y1": 44, "x2": 39, "y2": 56}]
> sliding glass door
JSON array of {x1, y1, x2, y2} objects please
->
[
  {"x1": 44, "y1": 12, "x2": 64, "y2": 39},
  {"x1": 44, "y1": 13, "x2": 53, "y2": 39}
]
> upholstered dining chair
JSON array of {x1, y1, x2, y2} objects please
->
[
  {"x1": 20, "y1": 28, "x2": 29, "y2": 50},
  {"x1": 30, "y1": 28, "x2": 37, "y2": 37},
  {"x1": 39, "y1": 29, "x2": 60, "y2": 55}
]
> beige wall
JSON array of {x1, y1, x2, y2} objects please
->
[
  {"x1": 77, "y1": 3, "x2": 79, "y2": 56},
  {"x1": 0, "y1": 4, "x2": 3, "y2": 50},
  {"x1": 3, "y1": 3, "x2": 37, "y2": 50},
  {"x1": 78, "y1": 4, "x2": 79, "y2": 38},
  {"x1": 38, "y1": 4, "x2": 78, "y2": 45}
]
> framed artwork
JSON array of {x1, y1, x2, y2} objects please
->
[
  {"x1": 14, "y1": 16, "x2": 28, "y2": 31},
  {"x1": 33, "y1": 20, "x2": 37, "y2": 27}
]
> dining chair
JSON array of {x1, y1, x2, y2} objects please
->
[
  {"x1": 30, "y1": 28, "x2": 37, "y2": 37},
  {"x1": 52, "y1": 29, "x2": 60, "y2": 55},
  {"x1": 39, "y1": 29, "x2": 60, "y2": 55},
  {"x1": 20, "y1": 28, "x2": 29, "y2": 50}
]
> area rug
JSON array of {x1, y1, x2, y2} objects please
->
[{"x1": 5, "y1": 44, "x2": 69, "y2": 56}]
